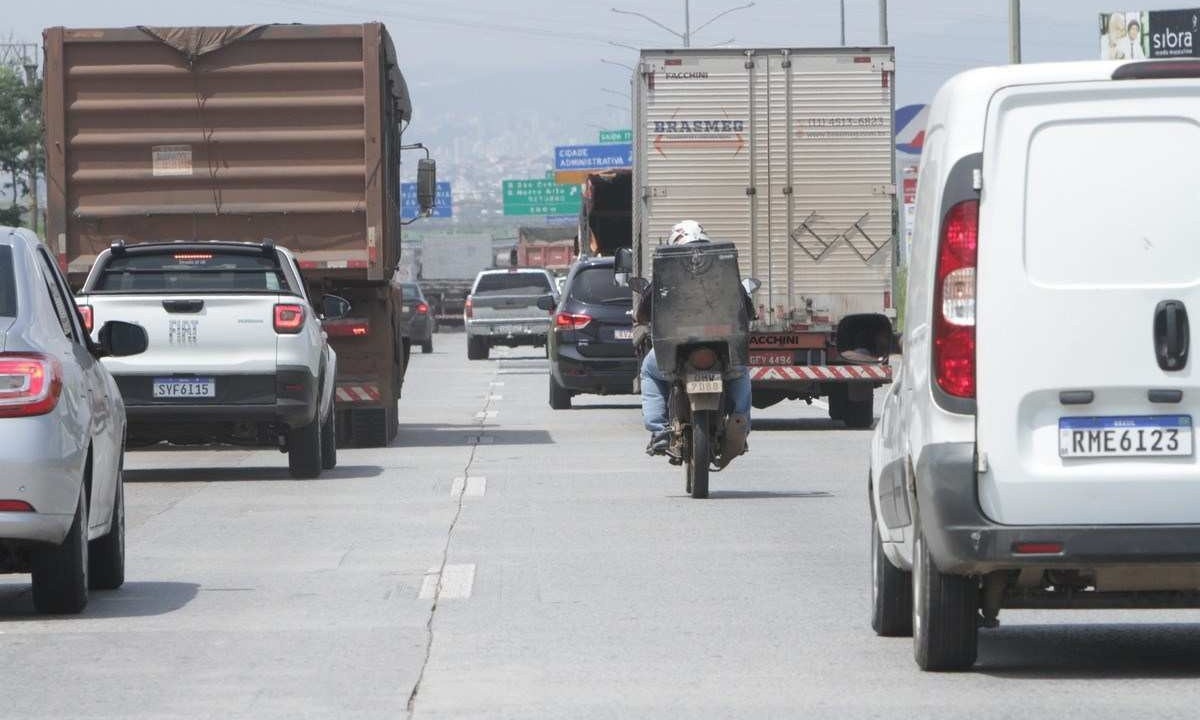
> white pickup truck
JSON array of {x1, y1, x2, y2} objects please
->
[
  {"x1": 75, "y1": 241, "x2": 346, "y2": 478},
  {"x1": 463, "y1": 269, "x2": 558, "y2": 360}
]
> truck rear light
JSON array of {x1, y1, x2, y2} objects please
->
[
  {"x1": 464, "y1": 296, "x2": 473, "y2": 319},
  {"x1": 416, "y1": 302, "x2": 428, "y2": 314},
  {"x1": 933, "y1": 199, "x2": 978, "y2": 399},
  {"x1": 555, "y1": 312, "x2": 591, "y2": 330},
  {"x1": 0, "y1": 354, "x2": 64, "y2": 418},
  {"x1": 688, "y1": 347, "x2": 718, "y2": 370},
  {"x1": 0, "y1": 500, "x2": 34, "y2": 512},
  {"x1": 1012, "y1": 542, "x2": 1063, "y2": 555},
  {"x1": 77, "y1": 304, "x2": 93, "y2": 333},
  {"x1": 273, "y1": 304, "x2": 306, "y2": 334},
  {"x1": 324, "y1": 318, "x2": 370, "y2": 337}
]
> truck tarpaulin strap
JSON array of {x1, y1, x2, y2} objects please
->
[{"x1": 138, "y1": 26, "x2": 267, "y2": 61}]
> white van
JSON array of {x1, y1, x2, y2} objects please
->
[{"x1": 869, "y1": 59, "x2": 1200, "y2": 671}]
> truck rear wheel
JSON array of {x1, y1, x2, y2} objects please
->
[
  {"x1": 843, "y1": 397, "x2": 875, "y2": 429},
  {"x1": 467, "y1": 337, "x2": 489, "y2": 361},
  {"x1": 350, "y1": 405, "x2": 396, "y2": 448}
]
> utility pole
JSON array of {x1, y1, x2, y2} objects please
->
[
  {"x1": 879, "y1": 0, "x2": 888, "y2": 45},
  {"x1": 1009, "y1": 0, "x2": 1022, "y2": 63},
  {"x1": 684, "y1": 1, "x2": 692, "y2": 47},
  {"x1": 612, "y1": 2, "x2": 754, "y2": 48},
  {"x1": 840, "y1": 0, "x2": 846, "y2": 45}
]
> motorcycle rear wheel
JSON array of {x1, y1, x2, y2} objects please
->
[{"x1": 687, "y1": 410, "x2": 712, "y2": 499}]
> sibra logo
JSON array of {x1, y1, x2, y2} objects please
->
[{"x1": 894, "y1": 103, "x2": 928, "y2": 155}]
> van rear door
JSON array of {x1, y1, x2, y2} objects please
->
[{"x1": 976, "y1": 79, "x2": 1200, "y2": 525}]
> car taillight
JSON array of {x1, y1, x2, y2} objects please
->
[
  {"x1": 416, "y1": 302, "x2": 429, "y2": 314},
  {"x1": 688, "y1": 347, "x2": 718, "y2": 370},
  {"x1": 273, "y1": 304, "x2": 306, "y2": 334},
  {"x1": 77, "y1": 305, "x2": 93, "y2": 333},
  {"x1": 464, "y1": 296, "x2": 473, "y2": 319},
  {"x1": 0, "y1": 500, "x2": 34, "y2": 512},
  {"x1": 933, "y1": 199, "x2": 979, "y2": 399},
  {"x1": 0, "y1": 353, "x2": 64, "y2": 418},
  {"x1": 555, "y1": 312, "x2": 591, "y2": 330}
]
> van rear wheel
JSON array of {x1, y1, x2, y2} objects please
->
[{"x1": 912, "y1": 529, "x2": 979, "y2": 671}]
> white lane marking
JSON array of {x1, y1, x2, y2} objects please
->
[
  {"x1": 450, "y1": 476, "x2": 487, "y2": 497},
  {"x1": 419, "y1": 564, "x2": 476, "y2": 600},
  {"x1": 474, "y1": 410, "x2": 498, "y2": 419},
  {"x1": 489, "y1": 394, "x2": 503, "y2": 401},
  {"x1": 489, "y1": 381, "x2": 505, "y2": 387}
]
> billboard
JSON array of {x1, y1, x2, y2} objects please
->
[{"x1": 1100, "y1": 10, "x2": 1200, "y2": 59}]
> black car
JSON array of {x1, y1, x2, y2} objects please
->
[
  {"x1": 543, "y1": 257, "x2": 637, "y2": 409},
  {"x1": 397, "y1": 282, "x2": 435, "y2": 354}
]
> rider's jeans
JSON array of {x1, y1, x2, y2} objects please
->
[{"x1": 640, "y1": 348, "x2": 752, "y2": 433}]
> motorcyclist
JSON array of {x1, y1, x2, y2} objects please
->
[{"x1": 633, "y1": 220, "x2": 753, "y2": 459}]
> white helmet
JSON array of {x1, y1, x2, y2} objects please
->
[{"x1": 669, "y1": 220, "x2": 709, "y2": 245}]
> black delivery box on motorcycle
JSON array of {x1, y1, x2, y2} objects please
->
[{"x1": 650, "y1": 241, "x2": 750, "y2": 379}]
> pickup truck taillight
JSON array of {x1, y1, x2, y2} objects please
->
[
  {"x1": 933, "y1": 199, "x2": 978, "y2": 399},
  {"x1": 555, "y1": 312, "x2": 592, "y2": 330},
  {"x1": 415, "y1": 302, "x2": 429, "y2": 314},
  {"x1": 0, "y1": 353, "x2": 64, "y2": 418},
  {"x1": 464, "y1": 296, "x2": 473, "y2": 319},
  {"x1": 77, "y1": 304, "x2": 93, "y2": 333},
  {"x1": 274, "y1": 304, "x2": 306, "y2": 334}
]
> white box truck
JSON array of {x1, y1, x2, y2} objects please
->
[{"x1": 632, "y1": 47, "x2": 897, "y2": 427}]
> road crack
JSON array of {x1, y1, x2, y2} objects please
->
[{"x1": 405, "y1": 367, "x2": 499, "y2": 718}]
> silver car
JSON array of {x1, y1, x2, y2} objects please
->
[{"x1": 0, "y1": 227, "x2": 147, "y2": 614}]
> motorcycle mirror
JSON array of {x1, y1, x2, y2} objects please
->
[{"x1": 742, "y1": 277, "x2": 762, "y2": 294}]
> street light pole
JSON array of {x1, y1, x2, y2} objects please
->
[
  {"x1": 879, "y1": 0, "x2": 888, "y2": 45},
  {"x1": 611, "y1": 2, "x2": 754, "y2": 48},
  {"x1": 1009, "y1": 0, "x2": 1022, "y2": 63},
  {"x1": 840, "y1": 0, "x2": 846, "y2": 45}
]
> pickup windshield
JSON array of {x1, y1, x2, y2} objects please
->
[
  {"x1": 93, "y1": 249, "x2": 288, "y2": 294},
  {"x1": 0, "y1": 246, "x2": 15, "y2": 317},
  {"x1": 474, "y1": 273, "x2": 552, "y2": 294}
]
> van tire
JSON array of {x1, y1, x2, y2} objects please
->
[
  {"x1": 32, "y1": 483, "x2": 89, "y2": 614},
  {"x1": 288, "y1": 412, "x2": 323, "y2": 479},
  {"x1": 467, "y1": 337, "x2": 489, "y2": 360},
  {"x1": 912, "y1": 528, "x2": 979, "y2": 671},
  {"x1": 870, "y1": 493, "x2": 912, "y2": 636},
  {"x1": 843, "y1": 397, "x2": 874, "y2": 429},
  {"x1": 549, "y1": 376, "x2": 572, "y2": 410}
]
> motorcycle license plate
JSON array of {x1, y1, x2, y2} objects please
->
[{"x1": 686, "y1": 372, "x2": 723, "y2": 394}]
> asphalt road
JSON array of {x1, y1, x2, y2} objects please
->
[{"x1": 2, "y1": 332, "x2": 1200, "y2": 718}]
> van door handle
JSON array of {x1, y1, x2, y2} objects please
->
[{"x1": 1154, "y1": 300, "x2": 1190, "y2": 371}]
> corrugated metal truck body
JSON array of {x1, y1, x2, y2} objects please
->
[{"x1": 44, "y1": 23, "x2": 414, "y2": 445}]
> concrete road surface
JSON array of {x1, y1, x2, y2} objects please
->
[{"x1": 2, "y1": 333, "x2": 1199, "y2": 718}]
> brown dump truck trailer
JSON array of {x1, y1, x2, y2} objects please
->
[{"x1": 43, "y1": 23, "x2": 419, "y2": 446}]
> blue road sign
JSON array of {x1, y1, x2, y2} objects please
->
[
  {"x1": 554, "y1": 143, "x2": 633, "y2": 172},
  {"x1": 545, "y1": 215, "x2": 577, "y2": 225},
  {"x1": 401, "y1": 181, "x2": 452, "y2": 218}
]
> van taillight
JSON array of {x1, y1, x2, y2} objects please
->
[
  {"x1": 273, "y1": 304, "x2": 306, "y2": 334},
  {"x1": 0, "y1": 354, "x2": 64, "y2": 418},
  {"x1": 77, "y1": 305, "x2": 93, "y2": 333},
  {"x1": 934, "y1": 199, "x2": 979, "y2": 399}
]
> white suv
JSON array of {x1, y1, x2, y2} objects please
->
[
  {"x1": 77, "y1": 242, "x2": 344, "y2": 478},
  {"x1": 870, "y1": 59, "x2": 1200, "y2": 670}
]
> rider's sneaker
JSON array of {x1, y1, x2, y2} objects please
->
[{"x1": 646, "y1": 430, "x2": 670, "y2": 456}]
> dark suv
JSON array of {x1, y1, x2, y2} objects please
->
[{"x1": 544, "y1": 257, "x2": 636, "y2": 409}]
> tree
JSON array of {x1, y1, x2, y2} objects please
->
[{"x1": 0, "y1": 64, "x2": 43, "y2": 232}]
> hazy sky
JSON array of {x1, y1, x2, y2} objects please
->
[{"x1": 2, "y1": 1, "x2": 1152, "y2": 147}]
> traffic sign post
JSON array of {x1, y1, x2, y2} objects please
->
[
  {"x1": 401, "y1": 181, "x2": 452, "y2": 218},
  {"x1": 502, "y1": 178, "x2": 582, "y2": 216}
]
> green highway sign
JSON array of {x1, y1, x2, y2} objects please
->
[
  {"x1": 599, "y1": 129, "x2": 632, "y2": 144},
  {"x1": 502, "y1": 178, "x2": 582, "y2": 216}
]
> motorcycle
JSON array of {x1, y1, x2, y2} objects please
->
[{"x1": 617, "y1": 243, "x2": 759, "y2": 499}]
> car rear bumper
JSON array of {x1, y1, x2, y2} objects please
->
[
  {"x1": 916, "y1": 442, "x2": 1200, "y2": 574},
  {"x1": 467, "y1": 320, "x2": 550, "y2": 343},
  {"x1": 552, "y1": 348, "x2": 637, "y2": 394},
  {"x1": 0, "y1": 415, "x2": 87, "y2": 540},
  {"x1": 119, "y1": 367, "x2": 318, "y2": 430}
]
